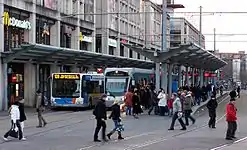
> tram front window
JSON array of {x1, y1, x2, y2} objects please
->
[
  {"x1": 52, "y1": 79, "x2": 80, "y2": 98},
  {"x1": 105, "y1": 78, "x2": 128, "y2": 97}
]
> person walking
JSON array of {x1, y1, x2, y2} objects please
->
[
  {"x1": 207, "y1": 96, "x2": 218, "y2": 128},
  {"x1": 18, "y1": 98, "x2": 27, "y2": 139},
  {"x1": 107, "y1": 100, "x2": 124, "y2": 140},
  {"x1": 124, "y1": 89, "x2": 133, "y2": 116},
  {"x1": 168, "y1": 93, "x2": 186, "y2": 130},
  {"x1": 183, "y1": 92, "x2": 196, "y2": 126},
  {"x1": 237, "y1": 86, "x2": 240, "y2": 98},
  {"x1": 36, "y1": 90, "x2": 47, "y2": 128},
  {"x1": 3, "y1": 100, "x2": 25, "y2": 141},
  {"x1": 157, "y1": 88, "x2": 168, "y2": 116},
  {"x1": 93, "y1": 94, "x2": 108, "y2": 142},
  {"x1": 225, "y1": 96, "x2": 238, "y2": 140}
]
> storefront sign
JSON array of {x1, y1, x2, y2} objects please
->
[
  {"x1": 79, "y1": 32, "x2": 92, "y2": 42},
  {"x1": 108, "y1": 38, "x2": 117, "y2": 47},
  {"x1": 53, "y1": 74, "x2": 80, "y2": 80},
  {"x1": 3, "y1": 11, "x2": 31, "y2": 30}
]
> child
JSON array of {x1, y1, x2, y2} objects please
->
[
  {"x1": 107, "y1": 100, "x2": 124, "y2": 140},
  {"x1": 3, "y1": 100, "x2": 25, "y2": 141},
  {"x1": 167, "y1": 97, "x2": 174, "y2": 117},
  {"x1": 225, "y1": 96, "x2": 237, "y2": 140}
]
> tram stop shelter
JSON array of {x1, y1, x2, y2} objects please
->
[
  {"x1": 123, "y1": 42, "x2": 227, "y2": 71},
  {"x1": 1, "y1": 44, "x2": 154, "y2": 68},
  {"x1": 123, "y1": 42, "x2": 227, "y2": 95}
]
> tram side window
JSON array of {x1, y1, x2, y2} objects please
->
[{"x1": 82, "y1": 80, "x2": 104, "y2": 93}]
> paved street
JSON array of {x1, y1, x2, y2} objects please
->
[{"x1": 1, "y1": 91, "x2": 247, "y2": 150}]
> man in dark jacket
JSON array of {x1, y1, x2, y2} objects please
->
[
  {"x1": 107, "y1": 100, "x2": 124, "y2": 140},
  {"x1": 93, "y1": 94, "x2": 107, "y2": 142},
  {"x1": 207, "y1": 96, "x2": 218, "y2": 128}
]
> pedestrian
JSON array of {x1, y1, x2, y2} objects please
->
[
  {"x1": 132, "y1": 91, "x2": 142, "y2": 119},
  {"x1": 36, "y1": 90, "x2": 47, "y2": 128},
  {"x1": 167, "y1": 97, "x2": 174, "y2": 117},
  {"x1": 157, "y1": 88, "x2": 168, "y2": 116},
  {"x1": 124, "y1": 89, "x2": 133, "y2": 116},
  {"x1": 168, "y1": 93, "x2": 186, "y2": 130},
  {"x1": 237, "y1": 86, "x2": 240, "y2": 98},
  {"x1": 93, "y1": 94, "x2": 108, "y2": 142},
  {"x1": 107, "y1": 100, "x2": 124, "y2": 140},
  {"x1": 225, "y1": 96, "x2": 237, "y2": 140},
  {"x1": 183, "y1": 92, "x2": 196, "y2": 126},
  {"x1": 206, "y1": 96, "x2": 218, "y2": 128},
  {"x1": 3, "y1": 100, "x2": 25, "y2": 141},
  {"x1": 18, "y1": 98, "x2": 27, "y2": 139},
  {"x1": 148, "y1": 88, "x2": 159, "y2": 115}
]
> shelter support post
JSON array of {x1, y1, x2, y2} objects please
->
[
  {"x1": 185, "y1": 67, "x2": 189, "y2": 86},
  {"x1": 200, "y1": 69, "x2": 204, "y2": 87},
  {"x1": 178, "y1": 66, "x2": 182, "y2": 88},
  {"x1": 161, "y1": 63, "x2": 168, "y2": 93},
  {"x1": 0, "y1": 63, "x2": 8, "y2": 111},
  {"x1": 192, "y1": 68, "x2": 195, "y2": 86},
  {"x1": 155, "y1": 62, "x2": 160, "y2": 91},
  {"x1": 168, "y1": 64, "x2": 173, "y2": 97}
]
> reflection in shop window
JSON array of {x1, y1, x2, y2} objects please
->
[{"x1": 36, "y1": 17, "x2": 54, "y2": 45}]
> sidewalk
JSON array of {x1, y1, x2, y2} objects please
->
[{"x1": 192, "y1": 91, "x2": 229, "y2": 115}]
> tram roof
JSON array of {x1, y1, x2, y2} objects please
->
[{"x1": 104, "y1": 67, "x2": 155, "y2": 74}]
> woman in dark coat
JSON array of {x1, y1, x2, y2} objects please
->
[
  {"x1": 18, "y1": 98, "x2": 27, "y2": 139},
  {"x1": 132, "y1": 91, "x2": 142, "y2": 119}
]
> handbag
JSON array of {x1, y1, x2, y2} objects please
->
[
  {"x1": 9, "y1": 124, "x2": 18, "y2": 138},
  {"x1": 116, "y1": 122, "x2": 124, "y2": 132}
]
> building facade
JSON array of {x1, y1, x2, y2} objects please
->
[{"x1": 170, "y1": 17, "x2": 205, "y2": 49}]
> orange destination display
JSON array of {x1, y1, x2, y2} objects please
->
[{"x1": 53, "y1": 74, "x2": 80, "y2": 79}]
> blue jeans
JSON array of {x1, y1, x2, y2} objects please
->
[{"x1": 126, "y1": 106, "x2": 132, "y2": 115}]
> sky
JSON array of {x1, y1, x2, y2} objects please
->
[{"x1": 153, "y1": 0, "x2": 247, "y2": 53}]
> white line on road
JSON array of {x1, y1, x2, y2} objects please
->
[{"x1": 210, "y1": 136, "x2": 247, "y2": 150}]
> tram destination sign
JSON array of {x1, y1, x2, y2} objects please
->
[{"x1": 53, "y1": 74, "x2": 80, "y2": 80}]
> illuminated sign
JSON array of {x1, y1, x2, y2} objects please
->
[
  {"x1": 79, "y1": 32, "x2": 92, "y2": 42},
  {"x1": 53, "y1": 74, "x2": 80, "y2": 79},
  {"x1": 3, "y1": 11, "x2": 31, "y2": 30}
]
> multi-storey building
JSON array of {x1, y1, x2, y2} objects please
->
[
  {"x1": 170, "y1": 17, "x2": 205, "y2": 48},
  {"x1": 95, "y1": 0, "x2": 170, "y2": 59},
  {"x1": 0, "y1": 0, "x2": 154, "y2": 110}
]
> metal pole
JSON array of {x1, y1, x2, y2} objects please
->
[
  {"x1": 199, "y1": 6, "x2": 204, "y2": 87},
  {"x1": 199, "y1": 6, "x2": 202, "y2": 47},
  {"x1": 213, "y1": 28, "x2": 216, "y2": 52},
  {"x1": 161, "y1": 0, "x2": 168, "y2": 93}
]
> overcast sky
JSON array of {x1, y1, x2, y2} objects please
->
[{"x1": 153, "y1": 0, "x2": 247, "y2": 53}]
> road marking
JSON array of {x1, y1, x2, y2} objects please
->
[
  {"x1": 210, "y1": 136, "x2": 247, "y2": 150},
  {"x1": 79, "y1": 96, "x2": 230, "y2": 150}
]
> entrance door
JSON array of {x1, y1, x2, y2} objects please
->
[{"x1": 39, "y1": 65, "x2": 51, "y2": 106}]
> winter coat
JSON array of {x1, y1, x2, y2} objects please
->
[
  {"x1": 124, "y1": 92, "x2": 133, "y2": 107},
  {"x1": 207, "y1": 99, "x2": 218, "y2": 117},
  {"x1": 109, "y1": 104, "x2": 121, "y2": 121},
  {"x1": 93, "y1": 100, "x2": 107, "y2": 120},
  {"x1": 157, "y1": 92, "x2": 167, "y2": 107},
  {"x1": 172, "y1": 97, "x2": 182, "y2": 113},
  {"x1": 226, "y1": 103, "x2": 237, "y2": 122},
  {"x1": 183, "y1": 94, "x2": 193, "y2": 111},
  {"x1": 19, "y1": 102, "x2": 27, "y2": 122},
  {"x1": 9, "y1": 105, "x2": 20, "y2": 123}
]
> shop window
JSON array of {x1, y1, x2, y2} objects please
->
[
  {"x1": 137, "y1": 53, "x2": 140, "y2": 59},
  {"x1": 96, "y1": 36, "x2": 102, "y2": 53},
  {"x1": 80, "y1": 42, "x2": 88, "y2": 51}
]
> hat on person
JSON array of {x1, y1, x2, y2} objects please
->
[{"x1": 113, "y1": 99, "x2": 119, "y2": 105}]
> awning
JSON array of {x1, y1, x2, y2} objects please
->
[
  {"x1": 1, "y1": 44, "x2": 155, "y2": 69},
  {"x1": 123, "y1": 43, "x2": 227, "y2": 71}
]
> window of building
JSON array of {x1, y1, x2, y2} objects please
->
[
  {"x1": 109, "y1": 46, "x2": 114, "y2": 55},
  {"x1": 60, "y1": 24, "x2": 73, "y2": 48},
  {"x1": 137, "y1": 53, "x2": 140, "y2": 59},
  {"x1": 84, "y1": 0, "x2": 94, "y2": 22},
  {"x1": 120, "y1": 44, "x2": 124, "y2": 56},
  {"x1": 96, "y1": 35, "x2": 102, "y2": 53},
  {"x1": 36, "y1": 16, "x2": 54, "y2": 45},
  {"x1": 79, "y1": 29, "x2": 92, "y2": 51},
  {"x1": 129, "y1": 49, "x2": 133, "y2": 58}
]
